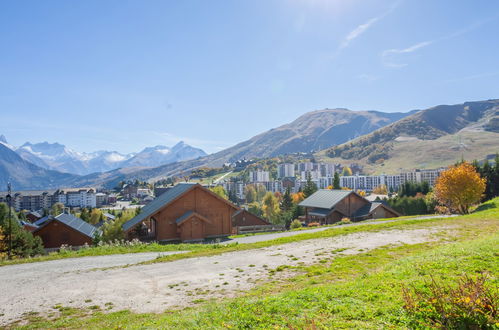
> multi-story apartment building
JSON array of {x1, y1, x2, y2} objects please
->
[
  {"x1": 340, "y1": 174, "x2": 401, "y2": 192},
  {"x1": 248, "y1": 170, "x2": 270, "y2": 182},
  {"x1": 298, "y1": 162, "x2": 316, "y2": 172},
  {"x1": 399, "y1": 168, "x2": 446, "y2": 186},
  {"x1": 0, "y1": 188, "x2": 98, "y2": 211},
  {"x1": 277, "y1": 163, "x2": 295, "y2": 178},
  {"x1": 301, "y1": 169, "x2": 321, "y2": 180},
  {"x1": 319, "y1": 163, "x2": 335, "y2": 177}
]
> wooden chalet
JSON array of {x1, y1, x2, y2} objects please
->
[
  {"x1": 123, "y1": 183, "x2": 239, "y2": 242},
  {"x1": 33, "y1": 213, "x2": 100, "y2": 249},
  {"x1": 299, "y1": 189, "x2": 400, "y2": 224}
]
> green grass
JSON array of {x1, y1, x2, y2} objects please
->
[{"x1": 10, "y1": 197, "x2": 499, "y2": 329}]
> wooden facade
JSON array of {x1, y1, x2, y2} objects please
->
[
  {"x1": 232, "y1": 209, "x2": 269, "y2": 227},
  {"x1": 34, "y1": 220, "x2": 92, "y2": 248},
  {"x1": 301, "y1": 190, "x2": 400, "y2": 224},
  {"x1": 125, "y1": 184, "x2": 239, "y2": 242}
]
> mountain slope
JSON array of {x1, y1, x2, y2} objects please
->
[
  {"x1": 0, "y1": 143, "x2": 80, "y2": 190},
  {"x1": 321, "y1": 99, "x2": 499, "y2": 173},
  {"x1": 205, "y1": 109, "x2": 411, "y2": 162},
  {"x1": 70, "y1": 108, "x2": 413, "y2": 187}
]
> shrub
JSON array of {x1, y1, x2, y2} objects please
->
[
  {"x1": 402, "y1": 273, "x2": 498, "y2": 329},
  {"x1": 338, "y1": 217, "x2": 351, "y2": 225},
  {"x1": 307, "y1": 222, "x2": 320, "y2": 227},
  {"x1": 290, "y1": 219, "x2": 302, "y2": 229}
]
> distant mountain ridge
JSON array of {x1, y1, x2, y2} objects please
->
[
  {"x1": 64, "y1": 107, "x2": 415, "y2": 187},
  {"x1": 0, "y1": 142, "x2": 79, "y2": 190},
  {"x1": 7, "y1": 139, "x2": 206, "y2": 175},
  {"x1": 323, "y1": 99, "x2": 499, "y2": 173}
]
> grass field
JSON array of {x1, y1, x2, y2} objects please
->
[{"x1": 9, "y1": 198, "x2": 498, "y2": 329}]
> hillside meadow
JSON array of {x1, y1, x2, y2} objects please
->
[{"x1": 9, "y1": 197, "x2": 499, "y2": 329}]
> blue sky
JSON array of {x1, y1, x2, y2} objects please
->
[{"x1": 1, "y1": 0, "x2": 498, "y2": 154}]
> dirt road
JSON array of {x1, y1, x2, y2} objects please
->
[{"x1": 0, "y1": 227, "x2": 442, "y2": 325}]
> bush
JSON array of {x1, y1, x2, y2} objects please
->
[
  {"x1": 338, "y1": 217, "x2": 351, "y2": 225},
  {"x1": 290, "y1": 219, "x2": 302, "y2": 229},
  {"x1": 402, "y1": 273, "x2": 498, "y2": 328},
  {"x1": 307, "y1": 222, "x2": 320, "y2": 227}
]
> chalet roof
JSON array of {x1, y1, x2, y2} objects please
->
[
  {"x1": 122, "y1": 183, "x2": 197, "y2": 231},
  {"x1": 34, "y1": 213, "x2": 100, "y2": 238},
  {"x1": 299, "y1": 190, "x2": 353, "y2": 209},
  {"x1": 34, "y1": 215, "x2": 53, "y2": 227},
  {"x1": 103, "y1": 212, "x2": 116, "y2": 220},
  {"x1": 28, "y1": 211, "x2": 42, "y2": 218},
  {"x1": 353, "y1": 202, "x2": 381, "y2": 218}
]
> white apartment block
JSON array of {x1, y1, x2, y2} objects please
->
[
  {"x1": 301, "y1": 170, "x2": 321, "y2": 180},
  {"x1": 58, "y1": 188, "x2": 97, "y2": 208},
  {"x1": 340, "y1": 175, "x2": 400, "y2": 192},
  {"x1": 319, "y1": 162, "x2": 335, "y2": 177},
  {"x1": 277, "y1": 163, "x2": 295, "y2": 178},
  {"x1": 298, "y1": 162, "x2": 316, "y2": 172},
  {"x1": 248, "y1": 170, "x2": 270, "y2": 182},
  {"x1": 399, "y1": 168, "x2": 445, "y2": 186}
]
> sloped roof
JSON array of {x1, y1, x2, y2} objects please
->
[
  {"x1": 34, "y1": 215, "x2": 53, "y2": 227},
  {"x1": 122, "y1": 183, "x2": 197, "y2": 231},
  {"x1": 353, "y1": 202, "x2": 401, "y2": 218},
  {"x1": 299, "y1": 190, "x2": 353, "y2": 209},
  {"x1": 34, "y1": 213, "x2": 100, "y2": 238},
  {"x1": 28, "y1": 211, "x2": 42, "y2": 218},
  {"x1": 353, "y1": 202, "x2": 381, "y2": 218},
  {"x1": 103, "y1": 212, "x2": 116, "y2": 220}
]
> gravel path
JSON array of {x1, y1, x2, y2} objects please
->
[
  {"x1": 227, "y1": 214, "x2": 456, "y2": 244},
  {"x1": 0, "y1": 227, "x2": 443, "y2": 325}
]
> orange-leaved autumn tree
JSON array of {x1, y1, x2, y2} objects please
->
[{"x1": 434, "y1": 162, "x2": 486, "y2": 214}]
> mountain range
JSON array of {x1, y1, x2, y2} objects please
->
[
  {"x1": 321, "y1": 99, "x2": 499, "y2": 174},
  {"x1": 1, "y1": 99, "x2": 498, "y2": 190}
]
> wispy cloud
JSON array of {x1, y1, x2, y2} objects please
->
[
  {"x1": 339, "y1": 17, "x2": 381, "y2": 50},
  {"x1": 381, "y1": 41, "x2": 433, "y2": 67},
  {"x1": 381, "y1": 15, "x2": 499, "y2": 68},
  {"x1": 337, "y1": 1, "x2": 400, "y2": 53}
]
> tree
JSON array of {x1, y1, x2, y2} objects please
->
[
  {"x1": 244, "y1": 185, "x2": 257, "y2": 203},
  {"x1": 0, "y1": 226, "x2": 6, "y2": 259},
  {"x1": 0, "y1": 203, "x2": 44, "y2": 258},
  {"x1": 89, "y1": 209, "x2": 102, "y2": 225},
  {"x1": 256, "y1": 184, "x2": 267, "y2": 202},
  {"x1": 434, "y1": 163, "x2": 486, "y2": 214},
  {"x1": 373, "y1": 184, "x2": 388, "y2": 195},
  {"x1": 80, "y1": 208, "x2": 90, "y2": 222},
  {"x1": 262, "y1": 192, "x2": 280, "y2": 223},
  {"x1": 303, "y1": 172, "x2": 318, "y2": 198},
  {"x1": 281, "y1": 187, "x2": 293, "y2": 211},
  {"x1": 228, "y1": 189, "x2": 238, "y2": 204},
  {"x1": 210, "y1": 186, "x2": 228, "y2": 200},
  {"x1": 247, "y1": 202, "x2": 263, "y2": 217},
  {"x1": 342, "y1": 166, "x2": 353, "y2": 176},
  {"x1": 333, "y1": 172, "x2": 341, "y2": 189},
  {"x1": 291, "y1": 192, "x2": 305, "y2": 204},
  {"x1": 51, "y1": 202, "x2": 64, "y2": 216}
]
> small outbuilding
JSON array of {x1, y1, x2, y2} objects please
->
[
  {"x1": 299, "y1": 189, "x2": 400, "y2": 224},
  {"x1": 33, "y1": 213, "x2": 100, "y2": 249},
  {"x1": 123, "y1": 183, "x2": 239, "y2": 242}
]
